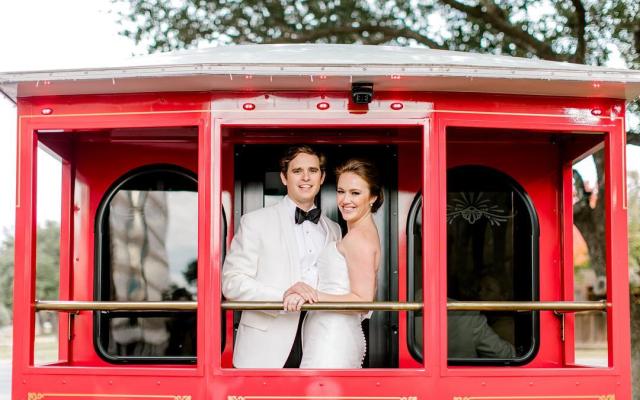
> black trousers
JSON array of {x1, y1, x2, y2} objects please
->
[{"x1": 283, "y1": 311, "x2": 306, "y2": 368}]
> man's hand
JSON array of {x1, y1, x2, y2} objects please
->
[
  {"x1": 283, "y1": 293, "x2": 306, "y2": 312},
  {"x1": 283, "y1": 281, "x2": 318, "y2": 303}
]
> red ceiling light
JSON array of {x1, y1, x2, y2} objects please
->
[
  {"x1": 316, "y1": 102, "x2": 330, "y2": 110},
  {"x1": 390, "y1": 74, "x2": 401, "y2": 80},
  {"x1": 390, "y1": 102, "x2": 404, "y2": 110},
  {"x1": 242, "y1": 103, "x2": 256, "y2": 111},
  {"x1": 41, "y1": 108, "x2": 53, "y2": 115}
]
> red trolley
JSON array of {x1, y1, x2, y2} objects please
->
[{"x1": 1, "y1": 44, "x2": 639, "y2": 399}]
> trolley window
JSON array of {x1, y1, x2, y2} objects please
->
[
  {"x1": 94, "y1": 165, "x2": 198, "y2": 363},
  {"x1": 408, "y1": 165, "x2": 539, "y2": 365}
]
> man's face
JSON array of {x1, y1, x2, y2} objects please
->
[{"x1": 280, "y1": 152, "x2": 325, "y2": 208}]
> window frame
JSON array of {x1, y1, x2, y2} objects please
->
[
  {"x1": 407, "y1": 165, "x2": 541, "y2": 366},
  {"x1": 93, "y1": 163, "x2": 200, "y2": 364}
]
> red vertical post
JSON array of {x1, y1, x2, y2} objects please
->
[
  {"x1": 57, "y1": 157, "x2": 75, "y2": 362},
  {"x1": 11, "y1": 114, "x2": 37, "y2": 396},
  {"x1": 203, "y1": 109, "x2": 218, "y2": 383},
  {"x1": 560, "y1": 153, "x2": 576, "y2": 365},
  {"x1": 429, "y1": 114, "x2": 446, "y2": 375},
  {"x1": 604, "y1": 118, "x2": 631, "y2": 398}
]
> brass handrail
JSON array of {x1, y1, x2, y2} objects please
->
[
  {"x1": 34, "y1": 300, "x2": 608, "y2": 313},
  {"x1": 35, "y1": 300, "x2": 197, "y2": 311},
  {"x1": 447, "y1": 300, "x2": 608, "y2": 312},
  {"x1": 222, "y1": 301, "x2": 423, "y2": 311}
]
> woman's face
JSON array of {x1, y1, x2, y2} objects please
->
[{"x1": 336, "y1": 172, "x2": 376, "y2": 223}]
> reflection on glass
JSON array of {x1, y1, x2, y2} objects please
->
[
  {"x1": 99, "y1": 168, "x2": 198, "y2": 360},
  {"x1": 410, "y1": 166, "x2": 537, "y2": 364}
]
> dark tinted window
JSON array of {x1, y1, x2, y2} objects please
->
[
  {"x1": 408, "y1": 166, "x2": 539, "y2": 365},
  {"x1": 95, "y1": 165, "x2": 198, "y2": 363}
]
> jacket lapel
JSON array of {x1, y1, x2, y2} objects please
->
[{"x1": 277, "y1": 199, "x2": 301, "y2": 282}]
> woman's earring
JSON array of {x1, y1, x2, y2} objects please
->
[{"x1": 369, "y1": 203, "x2": 373, "y2": 207}]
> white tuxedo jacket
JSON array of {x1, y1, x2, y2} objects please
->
[{"x1": 222, "y1": 198, "x2": 342, "y2": 368}]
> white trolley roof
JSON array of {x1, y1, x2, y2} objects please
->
[{"x1": 1, "y1": 44, "x2": 640, "y2": 102}]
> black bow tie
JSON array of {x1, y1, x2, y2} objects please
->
[{"x1": 295, "y1": 207, "x2": 321, "y2": 224}]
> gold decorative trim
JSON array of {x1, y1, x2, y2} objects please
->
[
  {"x1": 27, "y1": 393, "x2": 191, "y2": 399},
  {"x1": 227, "y1": 397, "x2": 416, "y2": 400},
  {"x1": 452, "y1": 395, "x2": 614, "y2": 400}
]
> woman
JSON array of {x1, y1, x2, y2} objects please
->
[{"x1": 283, "y1": 159, "x2": 383, "y2": 368}]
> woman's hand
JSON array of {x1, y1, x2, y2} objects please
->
[
  {"x1": 283, "y1": 281, "x2": 318, "y2": 303},
  {"x1": 283, "y1": 293, "x2": 307, "y2": 312}
]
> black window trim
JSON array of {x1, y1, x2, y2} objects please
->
[
  {"x1": 93, "y1": 163, "x2": 201, "y2": 364},
  {"x1": 407, "y1": 165, "x2": 541, "y2": 366}
]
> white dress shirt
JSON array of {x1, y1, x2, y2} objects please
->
[{"x1": 284, "y1": 195, "x2": 326, "y2": 287}]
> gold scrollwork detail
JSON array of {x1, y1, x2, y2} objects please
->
[
  {"x1": 228, "y1": 397, "x2": 246, "y2": 400},
  {"x1": 174, "y1": 396, "x2": 192, "y2": 400},
  {"x1": 454, "y1": 396, "x2": 614, "y2": 400},
  {"x1": 27, "y1": 393, "x2": 45, "y2": 400}
]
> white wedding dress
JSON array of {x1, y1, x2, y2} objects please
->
[{"x1": 300, "y1": 241, "x2": 366, "y2": 368}]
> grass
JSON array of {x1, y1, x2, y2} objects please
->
[{"x1": 0, "y1": 327, "x2": 59, "y2": 364}]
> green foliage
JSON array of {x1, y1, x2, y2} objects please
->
[
  {"x1": 0, "y1": 231, "x2": 15, "y2": 321},
  {"x1": 0, "y1": 222, "x2": 61, "y2": 320},
  {"x1": 114, "y1": 0, "x2": 640, "y2": 68},
  {"x1": 35, "y1": 221, "x2": 60, "y2": 301},
  {"x1": 629, "y1": 171, "x2": 640, "y2": 272}
]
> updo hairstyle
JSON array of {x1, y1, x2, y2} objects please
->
[{"x1": 334, "y1": 159, "x2": 384, "y2": 213}]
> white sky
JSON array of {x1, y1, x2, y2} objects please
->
[
  {"x1": 0, "y1": 1, "x2": 639, "y2": 239},
  {"x1": 0, "y1": 1, "x2": 142, "y2": 238}
]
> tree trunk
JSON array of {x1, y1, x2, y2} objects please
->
[
  {"x1": 632, "y1": 292, "x2": 640, "y2": 400},
  {"x1": 574, "y1": 152, "x2": 639, "y2": 398}
]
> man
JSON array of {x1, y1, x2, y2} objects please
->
[
  {"x1": 222, "y1": 145, "x2": 342, "y2": 368},
  {"x1": 448, "y1": 309, "x2": 516, "y2": 359}
]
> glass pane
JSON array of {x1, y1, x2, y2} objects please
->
[
  {"x1": 35, "y1": 146, "x2": 62, "y2": 365},
  {"x1": 410, "y1": 204, "x2": 424, "y2": 360},
  {"x1": 446, "y1": 167, "x2": 535, "y2": 363},
  {"x1": 100, "y1": 169, "x2": 198, "y2": 359},
  {"x1": 573, "y1": 153, "x2": 607, "y2": 367},
  {"x1": 106, "y1": 315, "x2": 196, "y2": 357}
]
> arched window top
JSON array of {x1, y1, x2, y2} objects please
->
[
  {"x1": 103, "y1": 164, "x2": 197, "y2": 197},
  {"x1": 408, "y1": 164, "x2": 539, "y2": 366},
  {"x1": 94, "y1": 164, "x2": 199, "y2": 363},
  {"x1": 446, "y1": 165, "x2": 539, "y2": 237}
]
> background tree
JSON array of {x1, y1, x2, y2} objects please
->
[
  {"x1": 0, "y1": 222, "x2": 60, "y2": 327},
  {"x1": 115, "y1": 0, "x2": 639, "y2": 393},
  {"x1": 0, "y1": 231, "x2": 15, "y2": 327},
  {"x1": 630, "y1": 171, "x2": 640, "y2": 388}
]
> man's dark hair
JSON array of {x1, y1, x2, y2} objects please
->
[{"x1": 279, "y1": 145, "x2": 326, "y2": 175}]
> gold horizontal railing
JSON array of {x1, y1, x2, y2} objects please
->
[
  {"x1": 221, "y1": 301, "x2": 423, "y2": 311},
  {"x1": 35, "y1": 300, "x2": 197, "y2": 311},
  {"x1": 447, "y1": 300, "x2": 608, "y2": 312},
  {"x1": 34, "y1": 300, "x2": 608, "y2": 313}
]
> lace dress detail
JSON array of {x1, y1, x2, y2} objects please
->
[{"x1": 300, "y1": 241, "x2": 367, "y2": 368}]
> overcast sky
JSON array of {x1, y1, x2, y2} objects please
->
[
  {"x1": 0, "y1": 1, "x2": 141, "y2": 238},
  {"x1": 0, "y1": 2, "x2": 639, "y2": 240}
]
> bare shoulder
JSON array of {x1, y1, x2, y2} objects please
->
[{"x1": 339, "y1": 229, "x2": 380, "y2": 262}]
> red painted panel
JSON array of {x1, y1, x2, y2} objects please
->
[{"x1": 11, "y1": 91, "x2": 631, "y2": 400}]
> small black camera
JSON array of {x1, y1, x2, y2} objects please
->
[{"x1": 351, "y1": 82, "x2": 374, "y2": 104}]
